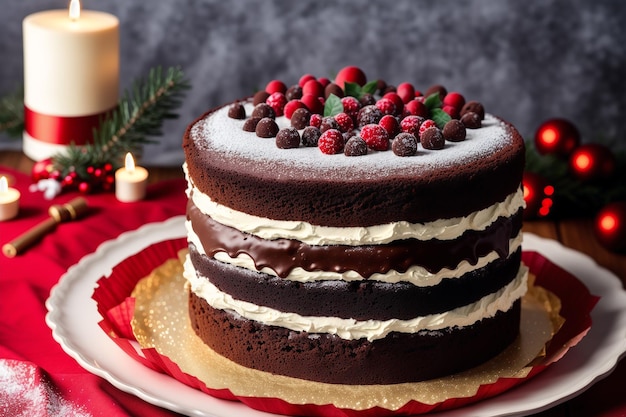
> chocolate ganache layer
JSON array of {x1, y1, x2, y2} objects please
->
[
  {"x1": 189, "y1": 294, "x2": 522, "y2": 385},
  {"x1": 187, "y1": 199, "x2": 523, "y2": 279},
  {"x1": 182, "y1": 102, "x2": 525, "y2": 227},
  {"x1": 189, "y1": 244, "x2": 522, "y2": 320}
]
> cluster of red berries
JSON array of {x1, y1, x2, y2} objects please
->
[
  {"x1": 228, "y1": 66, "x2": 486, "y2": 156},
  {"x1": 31, "y1": 158, "x2": 115, "y2": 194}
]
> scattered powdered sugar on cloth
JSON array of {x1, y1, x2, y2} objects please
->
[{"x1": 0, "y1": 359, "x2": 90, "y2": 417}]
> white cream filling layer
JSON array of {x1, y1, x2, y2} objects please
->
[
  {"x1": 186, "y1": 219, "x2": 522, "y2": 286},
  {"x1": 184, "y1": 163, "x2": 524, "y2": 246},
  {"x1": 183, "y1": 255, "x2": 528, "y2": 342}
]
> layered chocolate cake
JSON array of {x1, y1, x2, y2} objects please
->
[{"x1": 182, "y1": 66, "x2": 527, "y2": 385}]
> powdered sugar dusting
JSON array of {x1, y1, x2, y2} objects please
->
[
  {"x1": 0, "y1": 359, "x2": 91, "y2": 417},
  {"x1": 190, "y1": 100, "x2": 516, "y2": 179}
]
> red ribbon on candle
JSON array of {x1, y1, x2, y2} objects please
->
[{"x1": 24, "y1": 105, "x2": 115, "y2": 146}]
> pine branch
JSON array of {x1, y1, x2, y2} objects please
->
[
  {"x1": 53, "y1": 66, "x2": 189, "y2": 178},
  {"x1": 0, "y1": 87, "x2": 24, "y2": 139}
]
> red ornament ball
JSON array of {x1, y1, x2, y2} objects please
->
[
  {"x1": 569, "y1": 143, "x2": 616, "y2": 182},
  {"x1": 594, "y1": 202, "x2": 626, "y2": 253},
  {"x1": 534, "y1": 118, "x2": 580, "y2": 157},
  {"x1": 31, "y1": 158, "x2": 54, "y2": 182},
  {"x1": 522, "y1": 172, "x2": 555, "y2": 219}
]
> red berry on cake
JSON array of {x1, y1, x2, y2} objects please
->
[
  {"x1": 360, "y1": 123, "x2": 390, "y2": 151},
  {"x1": 396, "y1": 82, "x2": 416, "y2": 104},
  {"x1": 318, "y1": 128, "x2": 345, "y2": 154},
  {"x1": 418, "y1": 119, "x2": 437, "y2": 136},
  {"x1": 341, "y1": 96, "x2": 361, "y2": 120},
  {"x1": 265, "y1": 79, "x2": 287, "y2": 95},
  {"x1": 392, "y1": 132, "x2": 419, "y2": 156},
  {"x1": 375, "y1": 98, "x2": 396, "y2": 116},
  {"x1": 400, "y1": 115, "x2": 424, "y2": 136},
  {"x1": 276, "y1": 127, "x2": 301, "y2": 149},
  {"x1": 420, "y1": 126, "x2": 445, "y2": 150},
  {"x1": 443, "y1": 92, "x2": 466, "y2": 110},
  {"x1": 344, "y1": 136, "x2": 368, "y2": 156},
  {"x1": 379, "y1": 114, "x2": 400, "y2": 137},
  {"x1": 284, "y1": 99, "x2": 306, "y2": 119},
  {"x1": 318, "y1": 77, "x2": 331, "y2": 88},
  {"x1": 334, "y1": 112, "x2": 354, "y2": 133},
  {"x1": 301, "y1": 93, "x2": 324, "y2": 115},
  {"x1": 298, "y1": 73, "x2": 316, "y2": 87},
  {"x1": 303, "y1": 79, "x2": 325, "y2": 98},
  {"x1": 334, "y1": 65, "x2": 367, "y2": 89},
  {"x1": 404, "y1": 99, "x2": 429, "y2": 118},
  {"x1": 382, "y1": 92, "x2": 404, "y2": 115},
  {"x1": 266, "y1": 92, "x2": 287, "y2": 117},
  {"x1": 442, "y1": 105, "x2": 459, "y2": 119},
  {"x1": 309, "y1": 113, "x2": 323, "y2": 128}
]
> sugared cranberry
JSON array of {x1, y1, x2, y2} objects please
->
[
  {"x1": 341, "y1": 96, "x2": 361, "y2": 120},
  {"x1": 442, "y1": 119, "x2": 466, "y2": 142},
  {"x1": 424, "y1": 84, "x2": 447, "y2": 100},
  {"x1": 382, "y1": 92, "x2": 404, "y2": 115},
  {"x1": 265, "y1": 79, "x2": 287, "y2": 94},
  {"x1": 461, "y1": 111, "x2": 482, "y2": 129},
  {"x1": 375, "y1": 98, "x2": 396, "y2": 116},
  {"x1": 302, "y1": 126, "x2": 322, "y2": 147},
  {"x1": 404, "y1": 99, "x2": 429, "y2": 118},
  {"x1": 442, "y1": 105, "x2": 459, "y2": 119},
  {"x1": 276, "y1": 127, "x2": 301, "y2": 149},
  {"x1": 360, "y1": 124, "x2": 389, "y2": 151},
  {"x1": 418, "y1": 119, "x2": 437, "y2": 136},
  {"x1": 357, "y1": 105, "x2": 383, "y2": 128},
  {"x1": 291, "y1": 107, "x2": 311, "y2": 129},
  {"x1": 253, "y1": 90, "x2": 270, "y2": 106},
  {"x1": 334, "y1": 112, "x2": 354, "y2": 133},
  {"x1": 301, "y1": 93, "x2": 324, "y2": 115},
  {"x1": 400, "y1": 115, "x2": 424, "y2": 135},
  {"x1": 318, "y1": 77, "x2": 331, "y2": 88},
  {"x1": 420, "y1": 126, "x2": 445, "y2": 150},
  {"x1": 443, "y1": 92, "x2": 466, "y2": 110},
  {"x1": 309, "y1": 113, "x2": 323, "y2": 128},
  {"x1": 243, "y1": 117, "x2": 261, "y2": 132},
  {"x1": 318, "y1": 129, "x2": 344, "y2": 154},
  {"x1": 303, "y1": 79, "x2": 325, "y2": 98},
  {"x1": 344, "y1": 136, "x2": 368, "y2": 156},
  {"x1": 266, "y1": 92, "x2": 287, "y2": 117},
  {"x1": 228, "y1": 102, "x2": 246, "y2": 119},
  {"x1": 379, "y1": 114, "x2": 400, "y2": 137},
  {"x1": 284, "y1": 100, "x2": 305, "y2": 119},
  {"x1": 392, "y1": 133, "x2": 418, "y2": 156},
  {"x1": 334, "y1": 66, "x2": 367, "y2": 90},
  {"x1": 252, "y1": 103, "x2": 275, "y2": 119},
  {"x1": 460, "y1": 101, "x2": 485, "y2": 120},
  {"x1": 396, "y1": 82, "x2": 416, "y2": 104},
  {"x1": 256, "y1": 117, "x2": 279, "y2": 138},
  {"x1": 298, "y1": 74, "x2": 316, "y2": 87},
  {"x1": 359, "y1": 93, "x2": 376, "y2": 106},
  {"x1": 285, "y1": 85, "x2": 303, "y2": 101},
  {"x1": 324, "y1": 82, "x2": 344, "y2": 99}
]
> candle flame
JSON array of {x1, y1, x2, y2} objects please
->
[
  {"x1": 0, "y1": 176, "x2": 8, "y2": 194},
  {"x1": 124, "y1": 152, "x2": 136, "y2": 174},
  {"x1": 69, "y1": 0, "x2": 81, "y2": 21}
]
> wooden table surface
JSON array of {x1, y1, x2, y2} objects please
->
[{"x1": 1, "y1": 149, "x2": 625, "y2": 417}]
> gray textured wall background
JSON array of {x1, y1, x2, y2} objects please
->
[{"x1": 1, "y1": 0, "x2": 624, "y2": 165}]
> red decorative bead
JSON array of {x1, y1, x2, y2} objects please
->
[
  {"x1": 594, "y1": 202, "x2": 626, "y2": 253},
  {"x1": 522, "y1": 172, "x2": 554, "y2": 219},
  {"x1": 534, "y1": 118, "x2": 580, "y2": 157},
  {"x1": 31, "y1": 158, "x2": 54, "y2": 182},
  {"x1": 78, "y1": 181, "x2": 91, "y2": 194},
  {"x1": 569, "y1": 143, "x2": 616, "y2": 182}
]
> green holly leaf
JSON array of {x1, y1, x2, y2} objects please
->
[
  {"x1": 344, "y1": 82, "x2": 362, "y2": 99},
  {"x1": 423, "y1": 92, "x2": 443, "y2": 110},
  {"x1": 362, "y1": 80, "x2": 378, "y2": 95},
  {"x1": 431, "y1": 108, "x2": 451, "y2": 129},
  {"x1": 324, "y1": 94, "x2": 343, "y2": 117}
]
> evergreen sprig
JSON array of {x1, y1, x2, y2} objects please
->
[
  {"x1": 0, "y1": 87, "x2": 24, "y2": 139},
  {"x1": 53, "y1": 66, "x2": 190, "y2": 178},
  {"x1": 525, "y1": 140, "x2": 626, "y2": 218}
]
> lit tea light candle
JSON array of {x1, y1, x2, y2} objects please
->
[
  {"x1": 22, "y1": 0, "x2": 119, "y2": 161},
  {"x1": 0, "y1": 176, "x2": 21, "y2": 221},
  {"x1": 115, "y1": 153, "x2": 148, "y2": 202}
]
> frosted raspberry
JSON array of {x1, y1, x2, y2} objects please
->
[
  {"x1": 334, "y1": 112, "x2": 354, "y2": 133},
  {"x1": 318, "y1": 129, "x2": 344, "y2": 154},
  {"x1": 344, "y1": 136, "x2": 368, "y2": 156},
  {"x1": 341, "y1": 96, "x2": 361, "y2": 123},
  {"x1": 375, "y1": 98, "x2": 396, "y2": 116},
  {"x1": 400, "y1": 115, "x2": 424, "y2": 136},
  {"x1": 379, "y1": 114, "x2": 400, "y2": 138},
  {"x1": 360, "y1": 124, "x2": 390, "y2": 151},
  {"x1": 382, "y1": 92, "x2": 404, "y2": 115},
  {"x1": 266, "y1": 93, "x2": 287, "y2": 117},
  {"x1": 284, "y1": 100, "x2": 305, "y2": 119},
  {"x1": 392, "y1": 132, "x2": 418, "y2": 156},
  {"x1": 419, "y1": 119, "x2": 437, "y2": 137},
  {"x1": 309, "y1": 113, "x2": 323, "y2": 128},
  {"x1": 265, "y1": 79, "x2": 287, "y2": 94}
]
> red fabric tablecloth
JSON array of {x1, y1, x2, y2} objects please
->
[{"x1": 0, "y1": 166, "x2": 186, "y2": 416}]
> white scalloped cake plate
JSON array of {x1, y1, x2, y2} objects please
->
[{"x1": 46, "y1": 216, "x2": 626, "y2": 417}]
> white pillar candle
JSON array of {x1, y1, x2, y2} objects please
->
[
  {"x1": 22, "y1": 0, "x2": 119, "y2": 161},
  {"x1": 115, "y1": 153, "x2": 148, "y2": 202},
  {"x1": 0, "y1": 176, "x2": 21, "y2": 221}
]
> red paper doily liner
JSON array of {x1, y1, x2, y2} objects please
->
[{"x1": 92, "y1": 240, "x2": 599, "y2": 417}]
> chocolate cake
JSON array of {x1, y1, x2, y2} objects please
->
[{"x1": 182, "y1": 66, "x2": 527, "y2": 385}]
